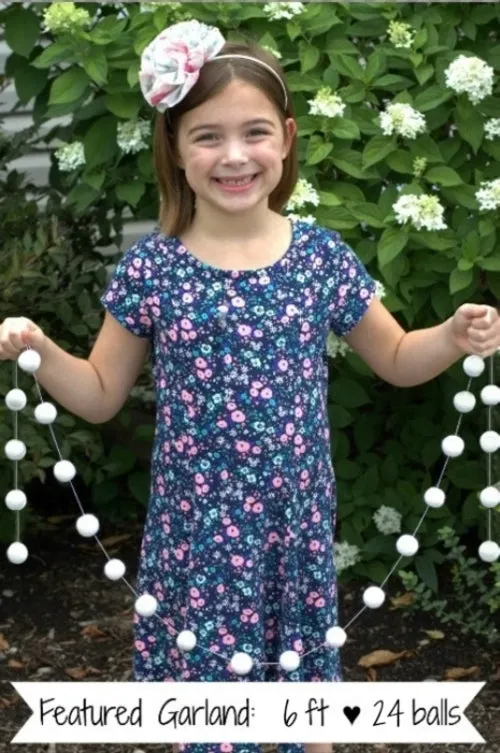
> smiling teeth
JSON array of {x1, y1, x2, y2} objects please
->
[{"x1": 219, "y1": 175, "x2": 254, "y2": 186}]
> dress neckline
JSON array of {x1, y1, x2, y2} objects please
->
[{"x1": 164, "y1": 218, "x2": 299, "y2": 276}]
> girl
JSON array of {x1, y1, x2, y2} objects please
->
[{"x1": 1, "y1": 18, "x2": 499, "y2": 753}]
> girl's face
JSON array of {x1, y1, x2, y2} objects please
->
[{"x1": 175, "y1": 79, "x2": 296, "y2": 222}]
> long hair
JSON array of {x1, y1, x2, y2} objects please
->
[{"x1": 152, "y1": 40, "x2": 298, "y2": 238}]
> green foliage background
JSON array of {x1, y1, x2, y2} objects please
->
[{"x1": 1, "y1": 2, "x2": 499, "y2": 592}]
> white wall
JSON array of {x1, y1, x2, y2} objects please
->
[{"x1": 0, "y1": 39, "x2": 155, "y2": 256}]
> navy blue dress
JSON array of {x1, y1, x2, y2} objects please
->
[{"x1": 100, "y1": 219, "x2": 376, "y2": 753}]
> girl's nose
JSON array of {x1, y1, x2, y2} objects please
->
[{"x1": 221, "y1": 140, "x2": 249, "y2": 164}]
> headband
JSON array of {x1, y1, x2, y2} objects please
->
[{"x1": 139, "y1": 19, "x2": 288, "y2": 113}]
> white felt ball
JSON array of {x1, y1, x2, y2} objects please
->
[
  {"x1": 463, "y1": 355, "x2": 485, "y2": 377},
  {"x1": 279, "y1": 650, "x2": 300, "y2": 672},
  {"x1": 17, "y1": 349, "x2": 41, "y2": 374},
  {"x1": 479, "y1": 486, "x2": 500, "y2": 509},
  {"x1": 176, "y1": 630, "x2": 197, "y2": 652},
  {"x1": 479, "y1": 431, "x2": 500, "y2": 454},
  {"x1": 229, "y1": 651, "x2": 253, "y2": 676},
  {"x1": 4, "y1": 439, "x2": 27, "y2": 462},
  {"x1": 441, "y1": 435, "x2": 464, "y2": 458},
  {"x1": 480, "y1": 385, "x2": 500, "y2": 406},
  {"x1": 363, "y1": 586, "x2": 385, "y2": 609},
  {"x1": 53, "y1": 460, "x2": 76, "y2": 483},
  {"x1": 478, "y1": 541, "x2": 500, "y2": 563},
  {"x1": 7, "y1": 542, "x2": 28, "y2": 565},
  {"x1": 76, "y1": 514, "x2": 99, "y2": 537},
  {"x1": 325, "y1": 626, "x2": 347, "y2": 648},
  {"x1": 396, "y1": 534, "x2": 419, "y2": 557},
  {"x1": 5, "y1": 389, "x2": 27, "y2": 411},
  {"x1": 135, "y1": 594, "x2": 158, "y2": 617},
  {"x1": 424, "y1": 487, "x2": 446, "y2": 508},
  {"x1": 5, "y1": 489, "x2": 27, "y2": 511},
  {"x1": 104, "y1": 558, "x2": 126, "y2": 580},
  {"x1": 34, "y1": 402, "x2": 57, "y2": 424},
  {"x1": 453, "y1": 391, "x2": 476, "y2": 413}
]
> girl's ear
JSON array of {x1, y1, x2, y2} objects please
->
[{"x1": 282, "y1": 118, "x2": 297, "y2": 159}]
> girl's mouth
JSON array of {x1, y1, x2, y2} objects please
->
[{"x1": 213, "y1": 174, "x2": 260, "y2": 191}]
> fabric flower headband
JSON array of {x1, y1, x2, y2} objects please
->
[{"x1": 139, "y1": 19, "x2": 288, "y2": 113}]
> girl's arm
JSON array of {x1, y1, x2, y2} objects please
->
[{"x1": 344, "y1": 298, "x2": 495, "y2": 388}]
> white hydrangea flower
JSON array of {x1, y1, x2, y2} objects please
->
[
  {"x1": 117, "y1": 119, "x2": 152, "y2": 155},
  {"x1": 335, "y1": 541, "x2": 361, "y2": 573},
  {"x1": 444, "y1": 55, "x2": 494, "y2": 105},
  {"x1": 43, "y1": 2, "x2": 91, "y2": 33},
  {"x1": 485, "y1": 118, "x2": 500, "y2": 140},
  {"x1": 308, "y1": 88, "x2": 346, "y2": 119},
  {"x1": 388, "y1": 20, "x2": 415, "y2": 49},
  {"x1": 373, "y1": 505, "x2": 402, "y2": 535},
  {"x1": 374, "y1": 280, "x2": 386, "y2": 299},
  {"x1": 286, "y1": 178, "x2": 320, "y2": 211},
  {"x1": 287, "y1": 213, "x2": 316, "y2": 224},
  {"x1": 379, "y1": 103, "x2": 426, "y2": 139},
  {"x1": 475, "y1": 178, "x2": 500, "y2": 211},
  {"x1": 263, "y1": 2, "x2": 305, "y2": 20},
  {"x1": 393, "y1": 193, "x2": 447, "y2": 231},
  {"x1": 262, "y1": 45, "x2": 282, "y2": 60},
  {"x1": 54, "y1": 142, "x2": 85, "y2": 172}
]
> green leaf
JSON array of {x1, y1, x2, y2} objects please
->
[
  {"x1": 409, "y1": 134, "x2": 443, "y2": 163},
  {"x1": 440, "y1": 185, "x2": 478, "y2": 211},
  {"x1": 415, "y1": 555, "x2": 438, "y2": 593},
  {"x1": 14, "y1": 66, "x2": 48, "y2": 105},
  {"x1": 65, "y1": 184, "x2": 100, "y2": 213},
  {"x1": 330, "y1": 377, "x2": 371, "y2": 408},
  {"x1": 348, "y1": 202, "x2": 385, "y2": 228},
  {"x1": 424, "y1": 166, "x2": 463, "y2": 187},
  {"x1": 331, "y1": 53, "x2": 367, "y2": 81},
  {"x1": 318, "y1": 191, "x2": 342, "y2": 207},
  {"x1": 335, "y1": 460, "x2": 361, "y2": 481},
  {"x1": 306, "y1": 139, "x2": 333, "y2": 166},
  {"x1": 477, "y1": 257, "x2": 500, "y2": 272},
  {"x1": 330, "y1": 120, "x2": 360, "y2": 140},
  {"x1": 328, "y1": 405, "x2": 353, "y2": 428},
  {"x1": 49, "y1": 68, "x2": 91, "y2": 105},
  {"x1": 32, "y1": 42, "x2": 76, "y2": 69},
  {"x1": 377, "y1": 227, "x2": 409, "y2": 266},
  {"x1": 84, "y1": 171, "x2": 105, "y2": 191},
  {"x1": 298, "y1": 41, "x2": 320, "y2": 74},
  {"x1": 455, "y1": 98, "x2": 484, "y2": 154},
  {"x1": 4, "y1": 7, "x2": 40, "y2": 58},
  {"x1": 127, "y1": 60, "x2": 140, "y2": 89},
  {"x1": 116, "y1": 181, "x2": 146, "y2": 207},
  {"x1": 372, "y1": 74, "x2": 415, "y2": 90},
  {"x1": 128, "y1": 471, "x2": 149, "y2": 506},
  {"x1": 449, "y1": 267, "x2": 473, "y2": 295},
  {"x1": 83, "y1": 116, "x2": 117, "y2": 170},
  {"x1": 105, "y1": 93, "x2": 142, "y2": 119},
  {"x1": 82, "y1": 49, "x2": 108, "y2": 86},
  {"x1": 362, "y1": 50, "x2": 386, "y2": 83},
  {"x1": 386, "y1": 150, "x2": 414, "y2": 175},
  {"x1": 362, "y1": 135, "x2": 396, "y2": 169},
  {"x1": 414, "y1": 84, "x2": 453, "y2": 112},
  {"x1": 103, "y1": 445, "x2": 137, "y2": 479}
]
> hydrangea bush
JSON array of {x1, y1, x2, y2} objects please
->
[{"x1": 2, "y1": 1, "x2": 500, "y2": 589}]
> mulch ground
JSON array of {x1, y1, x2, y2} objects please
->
[{"x1": 0, "y1": 523, "x2": 498, "y2": 753}]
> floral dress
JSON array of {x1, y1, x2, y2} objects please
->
[{"x1": 100, "y1": 219, "x2": 376, "y2": 753}]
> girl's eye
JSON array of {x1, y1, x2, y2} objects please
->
[{"x1": 195, "y1": 129, "x2": 268, "y2": 142}]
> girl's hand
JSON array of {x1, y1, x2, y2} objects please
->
[
  {"x1": 0, "y1": 317, "x2": 46, "y2": 360},
  {"x1": 450, "y1": 304, "x2": 500, "y2": 357}
]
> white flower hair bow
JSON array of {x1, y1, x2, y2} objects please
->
[{"x1": 139, "y1": 20, "x2": 226, "y2": 112}]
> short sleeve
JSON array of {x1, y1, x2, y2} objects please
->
[
  {"x1": 323, "y1": 230, "x2": 377, "y2": 338},
  {"x1": 99, "y1": 238, "x2": 155, "y2": 340}
]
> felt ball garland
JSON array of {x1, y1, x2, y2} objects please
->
[{"x1": 3, "y1": 347, "x2": 499, "y2": 677}]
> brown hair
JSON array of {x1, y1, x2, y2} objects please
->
[{"x1": 152, "y1": 39, "x2": 298, "y2": 238}]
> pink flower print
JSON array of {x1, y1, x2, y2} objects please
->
[
  {"x1": 227, "y1": 525, "x2": 239, "y2": 538},
  {"x1": 265, "y1": 629, "x2": 276, "y2": 640},
  {"x1": 278, "y1": 358, "x2": 289, "y2": 372},
  {"x1": 295, "y1": 407, "x2": 303, "y2": 419},
  {"x1": 315, "y1": 597, "x2": 325, "y2": 608},
  {"x1": 222, "y1": 634, "x2": 235, "y2": 645},
  {"x1": 338, "y1": 285, "x2": 348, "y2": 298},
  {"x1": 250, "y1": 612, "x2": 259, "y2": 624},
  {"x1": 221, "y1": 470, "x2": 229, "y2": 480},
  {"x1": 231, "y1": 555, "x2": 245, "y2": 567},
  {"x1": 232, "y1": 297, "x2": 244, "y2": 308},
  {"x1": 181, "y1": 542, "x2": 189, "y2": 551},
  {"x1": 252, "y1": 446, "x2": 261, "y2": 454},
  {"x1": 132, "y1": 258, "x2": 142, "y2": 269},
  {"x1": 182, "y1": 293, "x2": 194, "y2": 303},
  {"x1": 141, "y1": 650, "x2": 150, "y2": 659},
  {"x1": 182, "y1": 670, "x2": 191, "y2": 679},
  {"x1": 135, "y1": 640, "x2": 146, "y2": 651},
  {"x1": 237, "y1": 324, "x2": 251, "y2": 337},
  {"x1": 195, "y1": 357, "x2": 207, "y2": 369},
  {"x1": 246, "y1": 559, "x2": 253, "y2": 567},
  {"x1": 167, "y1": 327, "x2": 178, "y2": 341},
  {"x1": 151, "y1": 306, "x2": 160, "y2": 316},
  {"x1": 181, "y1": 389, "x2": 193, "y2": 402},
  {"x1": 285, "y1": 423, "x2": 295, "y2": 436},
  {"x1": 224, "y1": 354, "x2": 233, "y2": 364},
  {"x1": 190, "y1": 587, "x2": 200, "y2": 598},
  {"x1": 294, "y1": 435, "x2": 303, "y2": 446},
  {"x1": 252, "y1": 502, "x2": 263, "y2": 514},
  {"x1": 254, "y1": 329, "x2": 263, "y2": 338},
  {"x1": 217, "y1": 420, "x2": 228, "y2": 428},
  {"x1": 180, "y1": 318, "x2": 192, "y2": 330},
  {"x1": 139, "y1": 316, "x2": 152, "y2": 327},
  {"x1": 312, "y1": 511, "x2": 321, "y2": 523},
  {"x1": 268, "y1": 532, "x2": 279, "y2": 544},
  {"x1": 286, "y1": 304, "x2": 298, "y2": 316},
  {"x1": 360, "y1": 287, "x2": 370, "y2": 299},
  {"x1": 300, "y1": 470, "x2": 309, "y2": 480},
  {"x1": 188, "y1": 331, "x2": 196, "y2": 340},
  {"x1": 197, "y1": 598, "x2": 205, "y2": 607},
  {"x1": 180, "y1": 500, "x2": 191, "y2": 512},
  {"x1": 174, "y1": 548, "x2": 184, "y2": 560},
  {"x1": 220, "y1": 745, "x2": 233, "y2": 752},
  {"x1": 260, "y1": 388, "x2": 272, "y2": 399},
  {"x1": 214, "y1": 534, "x2": 223, "y2": 543},
  {"x1": 272, "y1": 476, "x2": 283, "y2": 488},
  {"x1": 349, "y1": 266, "x2": 356, "y2": 278},
  {"x1": 252, "y1": 380, "x2": 263, "y2": 389},
  {"x1": 209, "y1": 644, "x2": 220, "y2": 653},
  {"x1": 231, "y1": 410, "x2": 245, "y2": 423},
  {"x1": 293, "y1": 639, "x2": 303, "y2": 652},
  {"x1": 309, "y1": 540, "x2": 320, "y2": 552},
  {"x1": 236, "y1": 440, "x2": 251, "y2": 453},
  {"x1": 250, "y1": 388, "x2": 259, "y2": 397},
  {"x1": 190, "y1": 598, "x2": 198, "y2": 608},
  {"x1": 218, "y1": 626, "x2": 228, "y2": 635},
  {"x1": 147, "y1": 635, "x2": 156, "y2": 643},
  {"x1": 195, "y1": 473, "x2": 204, "y2": 484},
  {"x1": 222, "y1": 517, "x2": 231, "y2": 525},
  {"x1": 227, "y1": 401, "x2": 237, "y2": 411},
  {"x1": 216, "y1": 583, "x2": 225, "y2": 594}
]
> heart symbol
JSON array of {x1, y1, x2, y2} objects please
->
[{"x1": 343, "y1": 706, "x2": 361, "y2": 724}]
